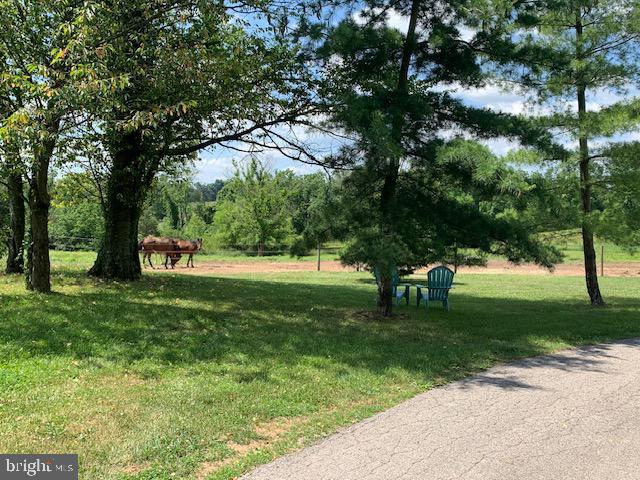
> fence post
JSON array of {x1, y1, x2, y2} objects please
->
[
  {"x1": 453, "y1": 240, "x2": 458, "y2": 274},
  {"x1": 601, "y1": 244, "x2": 604, "y2": 278},
  {"x1": 316, "y1": 242, "x2": 321, "y2": 272}
]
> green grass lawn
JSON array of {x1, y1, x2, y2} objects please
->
[
  {"x1": 537, "y1": 230, "x2": 639, "y2": 263},
  {"x1": 1, "y1": 255, "x2": 639, "y2": 479},
  {"x1": 555, "y1": 239, "x2": 640, "y2": 263}
]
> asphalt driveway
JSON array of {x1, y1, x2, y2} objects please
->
[{"x1": 243, "y1": 339, "x2": 640, "y2": 480}]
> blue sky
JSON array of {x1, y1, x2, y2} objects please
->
[{"x1": 194, "y1": 7, "x2": 639, "y2": 182}]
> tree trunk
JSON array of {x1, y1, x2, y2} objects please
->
[
  {"x1": 316, "y1": 242, "x2": 321, "y2": 271},
  {"x1": 26, "y1": 119, "x2": 59, "y2": 293},
  {"x1": 377, "y1": 272, "x2": 393, "y2": 317},
  {"x1": 26, "y1": 203, "x2": 50, "y2": 292},
  {"x1": 575, "y1": 12, "x2": 605, "y2": 306},
  {"x1": 89, "y1": 132, "x2": 149, "y2": 280},
  {"x1": 580, "y1": 219, "x2": 604, "y2": 305},
  {"x1": 257, "y1": 243, "x2": 264, "y2": 256},
  {"x1": 5, "y1": 171, "x2": 25, "y2": 274},
  {"x1": 453, "y1": 240, "x2": 459, "y2": 274},
  {"x1": 89, "y1": 199, "x2": 143, "y2": 280},
  {"x1": 376, "y1": 0, "x2": 421, "y2": 316}
]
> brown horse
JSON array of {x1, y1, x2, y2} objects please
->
[
  {"x1": 172, "y1": 238, "x2": 203, "y2": 268},
  {"x1": 139, "y1": 236, "x2": 182, "y2": 269}
]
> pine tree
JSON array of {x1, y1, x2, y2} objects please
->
[
  {"x1": 310, "y1": 0, "x2": 564, "y2": 315},
  {"x1": 495, "y1": 0, "x2": 640, "y2": 306}
]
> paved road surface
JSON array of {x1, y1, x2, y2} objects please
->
[{"x1": 243, "y1": 339, "x2": 640, "y2": 480}]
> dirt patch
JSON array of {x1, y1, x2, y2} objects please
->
[
  {"x1": 195, "y1": 417, "x2": 304, "y2": 479},
  {"x1": 193, "y1": 399, "x2": 385, "y2": 479},
  {"x1": 195, "y1": 460, "x2": 231, "y2": 480},
  {"x1": 148, "y1": 260, "x2": 352, "y2": 275},
  {"x1": 458, "y1": 260, "x2": 640, "y2": 277},
  {"x1": 228, "y1": 417, "x2": 303, "y2": 455},
  {"x1": 120, "y1": 463, "x2": 150, "y2": 475},
  {"x1": 254, "y1": 417, "x2": 301, "y2": 442},
  {"x1": 151, "y1": 259, "x2": 640, "y2": 277}
]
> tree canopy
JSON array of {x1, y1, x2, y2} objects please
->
[{"x1": 213, "y1": 159, "x2": 296, "y2": 255}]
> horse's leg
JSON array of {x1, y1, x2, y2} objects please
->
[
  {"x1": 164, "y1": 254, "x2": 169, "y2": 269},
  {"x1": 148, "y1": 253, "x2": 155, "y2": 269}
]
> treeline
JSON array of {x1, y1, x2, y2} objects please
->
[
  {"x1": 32, "y1": 154, "x2": 637, "y2": 259},
  {"x1": 45, "y1": 160, "x2": 344, "y2": 256},
  {"x1": 46, "y1": 173, "x2": 225, "y2": 250}
]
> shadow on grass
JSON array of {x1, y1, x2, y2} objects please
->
[{"x1": 2, "y1": 271, "x2": 640, "y2": 388}]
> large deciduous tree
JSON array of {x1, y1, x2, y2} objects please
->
[
  {"x1": 311, "y1": 0, "x2": 563, "y2": 315},
  {"x1": 494, "y1": 0, "x2": 640, "y2": 305},
  {"x1": 78, "y1": 0, "x2": 317, "y2": 280},
  {"x1": 0, "y1": 97, "x2": 25, "y2": 274},
  {"x1": 0, "y1": 0, "x2": 77, "y2": 291}
]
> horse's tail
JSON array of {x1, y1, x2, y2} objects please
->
[{"x1": 138, "y1": 240, "x2": 143, "y2": 251}]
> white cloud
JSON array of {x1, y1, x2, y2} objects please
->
[
  {"x1": 287, "y1": 163, "x2": 321, "y2": 176},
  {"x1": 386, "y1": 10, "x2": 408, "y2": 32},
  {"x1": 195, "y1": 148, "x2": 326, "y2": 182},
  {"x1": 357, "y1": 8, "x2": 475, "y2": 41},
  {"x1": 194, "y1": 153, "x2": 236, "y2": 182},
  {"x1": 480, "y1": 137, "x2": 520, "y2": 156},
  {"x1": 446, "y1": 84, "x2": 531, "y2": 114}
]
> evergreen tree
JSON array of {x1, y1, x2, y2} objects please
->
[
  {"x1": 288, "y1": 173, "x2": 346, "y2": 267},
  {"x1": 596, "y1": 142, "x2": 640, "y2": 248},
  {"x1": 493, "y1": 0, "x2": 640, "y2": 305},
  {"x1": 311, "y1": 0, "x2": 563, "y2": 315}
]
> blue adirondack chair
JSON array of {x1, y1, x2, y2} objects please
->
[
  {"x1": 416, "y1": 266, "x2": 455, "y2": 312},
  {"x1": 374, "y1": 266, "x2": 411, "y2": 305}
]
